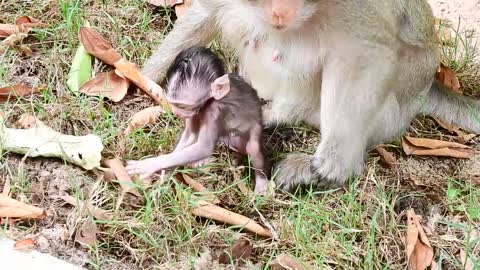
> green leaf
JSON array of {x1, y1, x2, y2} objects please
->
[{"x1": 67, "y1": 43, "x2": 92, "y2": 94}]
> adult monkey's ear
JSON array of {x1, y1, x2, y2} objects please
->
[{"x1": 210, "y1": 74, "x2": 231, "y2": 100}]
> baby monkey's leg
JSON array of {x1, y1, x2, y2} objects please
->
[{"x1": 245, "y1": 125, "x2": 269, "y2": 194}]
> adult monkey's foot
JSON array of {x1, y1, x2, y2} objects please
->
[{"x1": 273, "y1": 153, "x2": 344, "y2": 191}]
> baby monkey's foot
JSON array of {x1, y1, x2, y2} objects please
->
[
  {"x1": 126, "y1": 157, "x2": 164, "y2": 180},
  {"x1": 254, "y1": 176, "x2": 275, "y2": 196}
]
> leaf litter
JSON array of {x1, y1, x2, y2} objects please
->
[
  {"x1": 402, "y1": 136, "x2": 474, "y2": 159},
  {"x1": 79, "y1": 69, "x2": 130, "y2": 102},
  {"x1": 123, "y1": 106, "x2": 164, "y2": 135},
  {"x1": 57, "y1": 195, "x2": 113, "y2": 221},
  {"x1": 0, "y1": 194, "x2": 46, "y2": 219},
  {"x1": 405, "y1": 209, "x2": 434, "y2": 270}
]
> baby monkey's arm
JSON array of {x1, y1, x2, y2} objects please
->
[{"x1": 126, "y1": 114, "x2": 219, "y2": 179}]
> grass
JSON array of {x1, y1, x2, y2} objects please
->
[{"x1": 1, "y1": 1, "x2": 480, "y2": 269}]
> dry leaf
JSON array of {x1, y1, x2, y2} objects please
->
[
  {"x1": 218, "y1": 238, "x2": 253, "y2": 265},
  {"x1": 189, "y1": 195, "x2": 272, "y2": 238},
  {"x1": 236, "y1": 182, "x2": 250, "y2": 197},
  {"x1": 0, "y1": 24, "x2": 17, "y2": 37},
  {"x1": 18, "y1": 113, "x2": 37, "y2": 129},
  {"x1": 15, "y1": 16, "x2": 43, "y2": 26},
  {"x1": 113, "y1": 58, "x2": 170, "y2": 108},
  {"x1": 175, "y1": 0, "x2": 192, "y2": 17},
  {"x1": 79, "y1": 70, "x2": 130, "y2": 102},
  {"x1": 375, "y1": 146, "x2": 396, "y2": 169},
  {"x1": 75, "y1": 220, "x2": 97, "y2": 246},
  {"x1": 78, "y1": 27, "x2": 122, "y2": 65},
  {"x1": 270, "y1": 254, "x2": 306, "y2": 270},
  {"x1": 460, "y1": 249, "x2": 474, "y2": 270},
  {"x1": 178, "y1": 174, "x2": 220, "y2": 204},
  {"x1": 402, "y1": 136, "x2": 474, "y2": 159},
  {"x1": 123, "y1": 106, "x2": 164, "y2": 135},
  {"x1": 102, "y1": 159, "x2": 141, "y2": 197},
  {"x1": 58, "y1": 195, "x2": 113, "y2": 220},
  {"x1": 435, "y1": 63, "x2": 461, "y2": 94},
  {"x1": 0, "y1": 16, "x2": 44, "y2": 38},
  {"x1": 0, "y1": 194, "x2": 46, "y2": 219},
  {"x1": 78, "y1": 27, "x2": 170, "y2": 109},
  {"x1": 13, "y1": 238, "x2": 36, "y2": 250},
  {"x1": 433, "y1": 117, "x2": 476, "y2": 144},
  {"x1": 406, "y1": 209, "x2": 434, "y2": 270},
  {"x1": 102, "y1": 168, "x2": 117, "y2": 182},
  {"x1": 18, "y1": 44, "x2": 33, "y2": 57},
  {"x1": 147, "y1": 0, "x2": 183, "y2": 7},
  {"x1": 0, "y1": 83, "x2": 38, "y2": 102}
]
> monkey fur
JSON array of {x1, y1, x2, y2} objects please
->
[
  {"x1": 127, "y1": 46, "x2": 270, "y2": 194},
  {"x1": 139, "y1": 0, "x2": 480, "y2": 191}
]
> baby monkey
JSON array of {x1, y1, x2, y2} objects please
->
[{"x1": 126, "y1": 47, "x2": 270, "y2": 194}]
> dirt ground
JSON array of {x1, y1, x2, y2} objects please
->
[
  {"x1": 428, "y1": 0, "x2": 480, "y2": 47},
  {"x1": 1, "y1": 1, "x2": 480, "y2": 270}
]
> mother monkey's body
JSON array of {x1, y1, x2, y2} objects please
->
[{"x1": 142, "y1": 0, "x2": 480, "y2": 190}]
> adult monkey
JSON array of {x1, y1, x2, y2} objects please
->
[{"x1": 141, "y1": 0, "x2": 480, "y2": 191}]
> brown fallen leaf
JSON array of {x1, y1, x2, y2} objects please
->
[
  {"x1": 236, "y1": 181, "x2": 250, "y2": 197},
  {"x1": 79, "y1": 70, "x2": 130, "y2": 102},
  {"x1": 178, "y1": 174, "x2": 220, "y2": 204},
  {"x1": 147, "y1": 0, "x2": 183, "y2": 7},
  {"x1": 0, "y1": 83, "x2": 38, "y2": 102},
  {"x1": 113, "y1": 58, "x2": 170, "y2": 109},
  {"x1": 0, "y1": 24, "x2": 17, "y2": 38},
  {"x1": 433, "y1": 117, "x2": 476, "y2": 144},
  {"x1": 58, "y1": 195, "x2": 113, "y2": 220},
  {"x1": 175, "y1": 0, "x2": 192, "y2": 17},
  {"x1": 0, "y1": 194, "x2": 46, "y2": 219},
  {"x1": 15, "y1": 16, "x2": 45, "y2": 27},
  {"x1": 75, "y1": 220, "x2": 97, "y2": 246},
  {"x1": 270, "y1": 254, "x2": 307, "y2": 270},
  {"x1": 123, "y1": 106, "x2": 164, "y2": 135},
  {"x1": 218, "y1": 238, "x2": 253, "y2": 265},
  {"x1": 0, "y1": 16, "x2": 44, "y2": 38},
  {"x1": 78, "y1": 27, "x2": 122, "y2": 65},
  {"x1": 189, "y1": 195, "x2": 272, "y2": 238},
  {"x1": 375, "y1": 146, "x2": 397, "y2": 169},
  {"x1": 435, "y1": 63, "x2": 461, "y2": 94},
  {"x1": 13, "y1": 238, "x2": 36, "y2": 250},
  {"x1": 102, "y1": 159, "x2": 141, "y2": 197},
  {"x1": 18, "y1": 44, "x2": 32, "y2": 57},
  {"x1": 402, "y1": 136, "x2": 474, "y2": 159},
  {"x1": 78, "y1": 27, "x2": 170, "y2": 109},
  {"x1": 406, "y1": 209, "x2": 434, "y2": 270}
]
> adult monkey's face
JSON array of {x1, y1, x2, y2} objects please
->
[{"x1": 244, "y1": 0, "x2": 319, "y2": 31}]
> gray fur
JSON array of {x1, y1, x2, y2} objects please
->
[{"x1": 141, "y1": 0, "x2": 479, "y2": 191}]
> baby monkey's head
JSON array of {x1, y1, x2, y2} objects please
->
[{"x1": 164, "y1": 47, "x2": 231, "y2": 119}]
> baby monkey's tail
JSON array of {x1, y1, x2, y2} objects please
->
[{"x1": 422, "y1": 79, "x2": 480, "y2": 134}]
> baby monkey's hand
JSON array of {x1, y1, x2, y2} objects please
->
[{"x1": 126, "y1": 157, "x2": 166, "y2": 180}]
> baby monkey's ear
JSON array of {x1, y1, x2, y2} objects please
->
[{"x1": 210, "y1": 74, "x2": 231, "y2": 100}]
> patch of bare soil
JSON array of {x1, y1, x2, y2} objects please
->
[{"x1": 428, "y1": 0, "x2": 480, "y2": 47}]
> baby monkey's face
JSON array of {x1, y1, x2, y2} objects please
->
[
  {"x1": 168, "y1": 102, "x2": 202, "y2": 119},
  {"x1": 166, "y1": 82, "x2": 212, "y2": 119}
]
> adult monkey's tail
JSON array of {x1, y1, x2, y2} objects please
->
[{"x1": 422, "y1": 79, "x2": 480, "y2": 134}]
